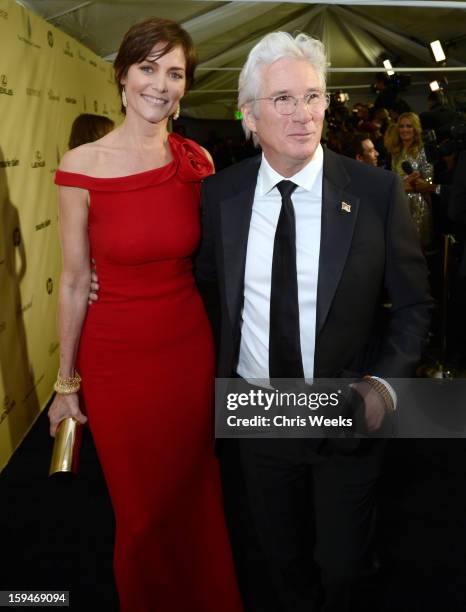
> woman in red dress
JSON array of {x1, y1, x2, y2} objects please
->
[{"x1": 48, "y1": 18, "x2": 242, "y2": 612}]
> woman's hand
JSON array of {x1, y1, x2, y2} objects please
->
[
  {"x1": 403, "y1": 170, "x2": 420, "y2": 192},
  {"x1": 403, "y1": 176, "x2": 414, "y2": 192},
  {"x1": 88, "y1": 259, "x2": 99, "y2": 304},
  {"x1": 48, "y1": 393, "x2": 88, "y2": 437}
]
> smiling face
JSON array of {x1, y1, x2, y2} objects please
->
[
  {"x1": 121, "y1": 43, "x2": 186, "y2": 124},
  {"x1": 242, "y1": 57, "x2": 325, "y2": 177},
  {"x1": 398, "y1": 117, "x2": 415, "y2": 147}
]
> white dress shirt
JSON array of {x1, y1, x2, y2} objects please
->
[{"x1": 237, "y1": 145, "x2": 324, "y2": 381}]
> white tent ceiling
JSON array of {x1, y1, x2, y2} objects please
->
[{"x1": 18, "y1": 0, "x2": 466, "y2": 118}]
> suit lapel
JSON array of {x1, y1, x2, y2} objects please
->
[
  {"x1": 316, "y1": 148, "x2": 360, "y2": 335},
  {"x1": 220, "y1": 156, "x2": 261, "y2": 326}
]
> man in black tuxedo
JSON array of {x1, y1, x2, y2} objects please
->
[{"x1": 196, "y1": 32, "x2": 431, "y2": 612}]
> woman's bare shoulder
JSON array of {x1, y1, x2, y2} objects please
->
[
  {"x1": 59, "y1": 131, "x2": 120, "y2": 174},
  {"x1": 59, "y1": 142, "x2": 100, "y2": 174}
]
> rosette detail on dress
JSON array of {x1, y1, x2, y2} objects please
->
[{"x1": 170, "y1": 132, "x2": 214, "y2": 182}]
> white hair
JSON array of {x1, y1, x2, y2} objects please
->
[{"x1": 238, "y1": 32, "x2": 328, "y2": 145}]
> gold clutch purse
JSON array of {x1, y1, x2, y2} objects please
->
[{"x1": 49, "y1": 417, "x2": 83, "y2": 476}]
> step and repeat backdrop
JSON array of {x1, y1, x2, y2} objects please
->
[{"x1": 0, "y1": 0, "x2": 121, "y2": 471}]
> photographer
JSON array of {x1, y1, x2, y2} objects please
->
[
  {"x1": 373, "y1": 72, "x2": 410, "y2": 117},
  {"x1": 420, "y1": 91, "x2": 465, "y2": 141}
]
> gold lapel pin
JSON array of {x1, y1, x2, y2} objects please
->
[{"x1": 341, "y1": 201, "x2": 351, "y2": 213}]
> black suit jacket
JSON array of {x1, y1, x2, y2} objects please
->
[{"x1": 196, "y1": 147, "x2": 432, "y2": 380}]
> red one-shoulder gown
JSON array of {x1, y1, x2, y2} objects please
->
[{"x1": 55, "y1": 133, "x2": 242, "y2": 612}]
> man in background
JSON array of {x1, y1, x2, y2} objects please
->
[{"x1": 343, "y1": 132, "x2": 379, "y2": 166}]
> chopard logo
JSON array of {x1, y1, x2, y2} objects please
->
[
  {"x1": 0, "y1": 74, "x2": 13, "y2": 96},
  {"x1": 31, "y1": 151, "x2": 45, "y2": 168},
  {"x1": 64, "y1": 41, "x2": 74, "y2": 57},
  {"x1": 65, "y1": 96, "x2": 77, "y2": 104},
  {"x1": 48, "y1": 89, "x2": 60, "y2": 101},
  {"x1": 26, "y1": 87, "x2": 41, "y2": 98}
]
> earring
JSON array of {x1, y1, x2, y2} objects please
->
[
  {"x1": 121, "y1": 88, "x2": 127, "y2": 108},
  {"x1": 173, "y1": 105, "x2": 180, "y2": 121}
]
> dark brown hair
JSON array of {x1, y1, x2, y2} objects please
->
[
  {"x1": 342, "y1": 132, "x2": 371, "y2": 160},
  {"x1": 68, "y1": 114, "x2": 115, "y2": 149},
  {"x1": 114, "y1": 18, "x2": 197, "y2": 95}
]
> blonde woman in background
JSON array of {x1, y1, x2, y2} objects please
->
[{"x1": 387, "y1": 111, "x2": 434, "y2": 250}]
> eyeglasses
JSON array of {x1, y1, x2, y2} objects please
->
[{"x1": 251, "y1": 92, "x2": 330, "y2": 115}]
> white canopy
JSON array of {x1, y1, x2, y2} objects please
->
[{"x1": 19, "y1": 0, "x2": 466, "y2": 118}]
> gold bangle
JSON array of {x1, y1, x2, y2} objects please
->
[
  {"x1": 363, "y1": 376, "x2": 394, "y2": 413},
  {"x1": 54, "y1": 370, "x2": 81, "y2": 395}
]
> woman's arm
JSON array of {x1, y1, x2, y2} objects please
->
[
  {"x1": 56, "y1": 183, "x2": 91, "y2": 376},
  {"x1": 48, "y1": 159, "x2": 91, "y2": 435}
]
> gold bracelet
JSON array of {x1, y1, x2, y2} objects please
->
[
  {"x1": 363, "y1": 376, "x2": 394, "y2": 413},
  {"x1": 54, "y1": 370, "x2": 81, "y2": 395}
]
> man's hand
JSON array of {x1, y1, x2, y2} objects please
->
[
  {"x1": 351, "y1": 381, "x2": 386, "y2": 432},
  {"x1": 413, "y1": 177, "x2": 435, "y2": 193},
  {"x1": 88, "y1": 259, "x2": 99, "y2": 304}
]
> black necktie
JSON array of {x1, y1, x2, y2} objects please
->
[{"x1": 269, "y1": 180, "x2": 304, "y2": 380}]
